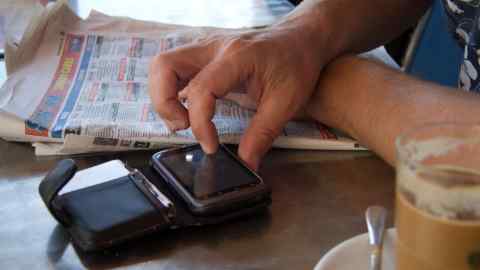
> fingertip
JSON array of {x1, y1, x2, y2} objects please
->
[
  {"x1": 200, "y1": 140, "x2": 219, "y2": 155},
  {"x1": 191, "y1": 118, "x2": 219, "y2": 155},
  {"x1": 178, "y1": 89, "x2": 189, "y2": 99},
  {"x1": 163, "y1": 120, "x2": 177, "y2": 132},
  {"x1": 238, "y1": 119, "x2": 280, "y2": 172},
  {"x1": 172, "y1": 118, "x2": 190, "y2": 130},
  {"x1": 238, "y1": 142, "x2": 261, "y2": 172},
  {"x1": 164, "y1": 118, "x2": 190, "y2": 132}
]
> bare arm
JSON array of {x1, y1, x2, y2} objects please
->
[
  {"x1": 280, "y1": 0, "x2": 432, "y2": 57},
  {"x1": 306, "y1": 56, "x2": 479, "y2": 165},
  {"x1": 149, "y1": 0, "x2": 432, "y2": 170}
]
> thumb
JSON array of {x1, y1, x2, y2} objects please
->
[{"x1": 238, "y1": 98, "x2": 288, "y2": 171}]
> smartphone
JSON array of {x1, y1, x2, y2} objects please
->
[{"x1": 151, "y1": 144, "x2": 270, "y2": 215}]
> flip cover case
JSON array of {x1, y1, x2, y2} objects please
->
[{"x1": 39, "y1": 159, "x2": 271, "y2": 252}]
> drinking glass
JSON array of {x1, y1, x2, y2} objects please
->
[{"x1": 395, "y1": 123, "x2": 480, "y2": 270}]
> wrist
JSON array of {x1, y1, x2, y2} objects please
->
[
  {"x1": 305, "y1": 55, "x2": 365, "y2": 137},
  {"x1": 272, "y1": 1, "x2": 346, "y2": 63}
]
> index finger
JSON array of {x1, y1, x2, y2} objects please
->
[
  {"x1": 184, "y1": 56, "x2": 251, "y2": 154},
  {"x1": 148, "y1": 44, "x2": 215, "y2": 130}
]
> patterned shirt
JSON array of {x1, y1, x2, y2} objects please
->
[{"x1": 443, "y1": 0, "x2": 480, "y2": 91}]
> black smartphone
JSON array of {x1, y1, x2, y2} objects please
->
[{"x1": 151, "y1": 144, "x2": 270, "y2": 216}]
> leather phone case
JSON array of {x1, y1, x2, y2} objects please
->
[{"x1": 39, "y1": 159, "x2": 271, "y2": 251}]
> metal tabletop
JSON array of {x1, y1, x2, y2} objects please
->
[
  {"x1": 0, "y1": 140, "x2": 394, "y2": 270},
  {"x1": 0, "y1": 1, "x2": 395, "y2": 269}
]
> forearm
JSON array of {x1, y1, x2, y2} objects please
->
[
  {"x1": 276, "y1": 0, "x2": 431, "y2": 58},
  {"x1": 307, "y1": 56, "x2": 480, "y2": 165}
]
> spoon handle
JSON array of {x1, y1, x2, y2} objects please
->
[{"x1": 366, "y1": 206, "x2": 387, "y2": 270}]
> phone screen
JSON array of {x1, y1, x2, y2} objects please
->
[{"x1": 160, "y1": 146, "x2": 260, "y2": 199}]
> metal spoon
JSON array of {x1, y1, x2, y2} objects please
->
[{"x1": 365, "y1": 206, "x2": 387, "y2": 270}]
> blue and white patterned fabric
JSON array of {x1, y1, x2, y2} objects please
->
[{"x1": 443, "y1": 0, "x2": 480, "y2": 91}]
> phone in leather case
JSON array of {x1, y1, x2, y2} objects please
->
[
  {"x1": 151, "y1": 144, "x2": 270, "y2": 216},
  {"x1": 38, "y1": 144, "x2": 271, "y2": 251},
  {"x1": 39, "y1": 160, "x2": 175, "y2": 251}
]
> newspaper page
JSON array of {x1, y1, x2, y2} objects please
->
[
  {"x1": 0, "y1": 2, "x2": 396, "y2": 155},
  {"x1": 24, "y1": 31, "x2": 356, "y2": 155}
]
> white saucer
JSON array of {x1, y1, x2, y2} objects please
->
[{"x1": 314, "y1": 228, "x2": 396, "y2": 270}]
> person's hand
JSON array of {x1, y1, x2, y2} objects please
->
[{"x1": 149, "y1": 26, "x2": 331, "y2": 170}]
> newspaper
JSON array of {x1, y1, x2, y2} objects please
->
[{"x1": 0, "y1": 1, "x2": 397, "y2": 155}]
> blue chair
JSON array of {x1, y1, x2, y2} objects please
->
[{"x1": 403, "y1": 0, "x2": 463, "y2": 87}]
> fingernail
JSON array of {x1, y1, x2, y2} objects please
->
[
  {"x1": 177, "y1": 95, "x2": 186, "y2": 102},
  {"x1": 174, "y1": 119, "x2": 189, "y2": 130},
  {"x1": 178, "y1": 89, "x2": 187, "y2": 98},
  {"x1": 238, "y1": 150, "x2": 260, "y2": 171},
  {"x1": 248, "y1": 157, "x2": 260, "y2": 172},
  {"x1": 166, "y1": 119, "x2": 189, "y2": 131},
  {"x1": 164, "y1": 120, "x2": 178, "y2": 132}
]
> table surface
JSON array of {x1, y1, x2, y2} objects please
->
[
  {"x1": 0, "y1": 1, "x2": 396, "y2": 269},
  {"x1": 0, "y1": 140, "x2": 395, "y2": 270}
]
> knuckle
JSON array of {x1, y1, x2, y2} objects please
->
[
  {"x1": 226, "y1": 37, "x2": 245, "y2": 51},
  {"x1": 256, "y1": 126, "x2": 280, "y2": 143},
  {"x1": 185, "y1": 81, "x2": 202, "y2": 97},
  {"x1": 185, "y1": 81, "x2": 211, "y2": 100},
  {"x1": 218, "y1": 35, "x2": 259, "y2": 68},
  {"x1": 222, "y1": 36, "x2": 251, "y2": 55},
  {"x1": 154, "y1": 102, "x2": 183, "y2": 122},
  {"x1": 150, "y1": 54, "x2": 172, "y2": 72}
]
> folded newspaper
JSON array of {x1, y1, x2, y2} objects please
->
[{"x1": 0, "y1": 1, "x2": 397, "y2": 156}]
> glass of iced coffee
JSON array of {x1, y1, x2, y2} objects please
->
[{"x1": 395, "y1": 123, "x2": 480, "y2": 270}]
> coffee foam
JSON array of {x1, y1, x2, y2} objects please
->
[{"x1": 398, "y1": 137, "x2": 480, "y2": 220}]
